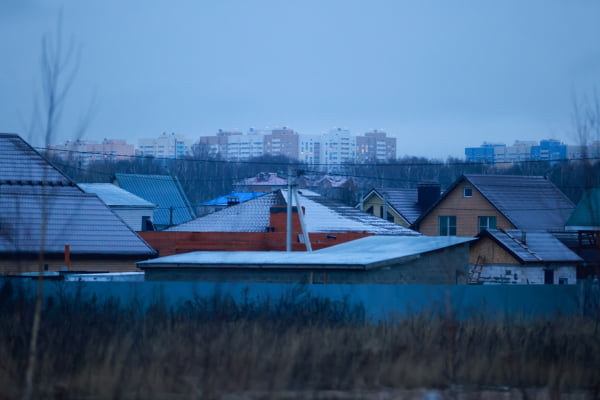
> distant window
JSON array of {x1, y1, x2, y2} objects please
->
[
  {"x1": 366, "y1": 205, "x2": 374, "y2": 215},
  {"x1": 439, "y1": 216, "x2": 457, "y2": 236},
  {"x1": 478, "y1": 216, "x2": 497, "y2": 233},
  {"x1": 558, "y1": 277, "x2": 568, "y2": 285},
  {"x1": 463, "y1": 187, "x2": 473, "y2": 198}
]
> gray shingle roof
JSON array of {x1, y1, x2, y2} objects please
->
[
  {"x1": 464, "y1": 175, "x2": 575, "y2": 231},
  {"x1": 0, "y1": 134, "x2": 156, "y2": 256},
  {"x1": 79, "y1": 183, "x2": 156, "y2": 208},
  {"x1": 364, "y1": 188, "x2": 425, "y2": 225},
  {"x1": 114, "y1": 173, "x2": 195, "y2": 227},
  {"x1": 481, "y1": 229, "x2": 582, "y2": 264},
  {"x1": 168, "y1": 189, "x2": 419, "y2": 236},
  {"x1": 0, "y1": 133, "x2": 72, "y2": 184}
]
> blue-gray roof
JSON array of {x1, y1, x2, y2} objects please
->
[
  {"x1": 0, "y1": 186, "x2": 156, "y2": 255},
  {"x1": 464, "y1": 175, "x2": 574, "y2": 231},
  {"x1": 78, "y1": 183, "x2": 156, "y2": 208},
  {"x1": 114, "y1": 173, "x2": 195, "y2": 227},
  {"x1": 0, "y1": 135, "x2": 156, "y2": 256},
  {"x1": 481, "y1": 229, "x2": 582, "y2": 264},
  {"x1": 138, "y1": 235, "x2": 475, "y2": 270}
]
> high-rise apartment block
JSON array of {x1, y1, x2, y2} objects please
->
[
  {"x1": 197, "y1": 127, "x2": 396, "y2": 167},
  {"x1": 137, "y1": 132, "x2": 193, "y2": 159},
  {"x1": 356, "y1": 130, "x2": 397, "y2": 163}
]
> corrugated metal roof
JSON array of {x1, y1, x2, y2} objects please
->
[
  {"x1": 138, "y1": 235, "x2": 474, "y2": 270},
  {"x1": 115, "y1": 173, "x2": 195, "y2": 227},
  {"x1": 466, "y1": 175, "x2": 575, "y2": 231},
  {"x1": 79, "y1": 183, "x2": 156, "y2": 208},
  {"x1": 0, "y1": 185, "x2": 156, "y2": 255},
  {"x1": 168, "y1": 189, "x2": 419, "y2": 235},
  {"x1": 482, "y1": 229, "x2": 582, "y2": 263},
  {"x1": 0, "y1": 135, "x2": 156, "y2": 256},
  {"x1": 199, "y1": 191, "x2": 267, "y2": 206},
  {"x1": 566, "y1": 188, "x2": 600, "y2": 229}
]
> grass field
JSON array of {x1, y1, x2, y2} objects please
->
[{"x1": 1, "y1": 280, "x2": 599, "y2": 399}]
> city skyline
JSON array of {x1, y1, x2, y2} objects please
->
[{"x1": 1, "y1": 1, "x2": 599, "y2": 159}]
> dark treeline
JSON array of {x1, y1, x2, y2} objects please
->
[{"x1": 47, "y1": 145, "x2": 600, "y2": 208}]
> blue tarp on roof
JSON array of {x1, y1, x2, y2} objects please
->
[
  {"x1": 199, "y1": 191, "x2": 267, "y2": 206},
  {"x1": 114, "y1": 173, "x2": 195, "y2": 228}
]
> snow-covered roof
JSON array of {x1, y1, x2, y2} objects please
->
[
  {"x1": 138, "y1": 235, "x2": 475, "y2": 270},
  {"x1": 167, "y1": 189, "x2": 418, "y2": 235},
  {"x1": 78, "y1": 183, "x2": 156, "y2": 208},
  {"x1": 284, "y1": 189, "x2": 418, "y2": 235}
]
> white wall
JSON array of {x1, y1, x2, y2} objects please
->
[
  {"x1": 472, "y1": 264, "x2": 577, "y2": 285},
  {"x1": 113, "y1": 208, "x2": 154, "y2": 231}
]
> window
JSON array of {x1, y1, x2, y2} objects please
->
[
  {"x1": 558, "y1": 277, "x2": 568, "y2": 285},
  {"x1": 439, "y1": 216, "x2": 456, "y2": 236},
  {"x1": 463, "y1": 187, "x2": 473, "y2": 198},
  {"x1": 478, "y1": 216, "x2": 497, "y2": 232}
]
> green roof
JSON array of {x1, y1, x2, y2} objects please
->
[{"x1": 566, "y1": 188, "x2": 600, "y2": 229}]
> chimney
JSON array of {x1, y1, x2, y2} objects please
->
[{"x1": 417, "y1": 183, "x2": 441, "y2": 211}]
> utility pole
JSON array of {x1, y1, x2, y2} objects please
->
[{"x1": 286, "y1": 166, "x2": 293, "y2": 252}]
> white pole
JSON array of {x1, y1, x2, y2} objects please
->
[
  {"x1": 286, "y1": 166, "x2": 292, "y2": 252},
  {"x1": 294, "y1": 188, "x2": 312, "y2": 252}
]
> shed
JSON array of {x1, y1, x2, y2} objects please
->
[{"x1": 138, "y1": 235, "x2": 475, "y2": 284}]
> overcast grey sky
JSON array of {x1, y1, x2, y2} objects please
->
[{"x1": 1, "y1": 0, "x2": 599, "y2": 158}]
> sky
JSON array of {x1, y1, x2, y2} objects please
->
[{"x1": 1, "y1": 0, "x2": 600, "y2": 159}]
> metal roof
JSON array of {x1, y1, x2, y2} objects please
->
[
  {"x1": 465, "y1": 175, "x2": 574, "y2": 231},
  {"x1": 78, "y1": 183, "x2": 156, "y2": 208},
  {"x1": 0, "y1": 133, "x2": 73, "y2": 185},
  {"x1": 414, "y1": 174, "x2": 575, "y2": 231},
  {"x1": 363, "y1": 188, "x2": 425, "y2": 225},
  {"x1": 0, "y1": 186, "x2": 156, "y2": 255},
  {"x1": 480, "y1": 229, "x2": 582, "y2": 264},
  {"x1": 566, "y1": 188, "x2": 600, "y2": 230},
  {"x1": 0, "y1": 135, "x2": 156, "y2": 256},
  {"x1": 167, "y1": 189, "x2": 419, "y2": 235},
  {"x1": 114, "y1": 173, "x2": 195, "y2": 227},
  {"x1": 138, "y1": 235, "x2": 475, "y2": 270}
]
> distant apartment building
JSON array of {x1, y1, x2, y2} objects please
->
[
  {"x1": 263, "y1": 128, "x2": 300, "y2": 160},
  {"x1": 299, "y1": 134, "x2": 322, "y2": 165},
  {"x1": 465, "y1": 139, "x2": 569, "y2": 164},
  {"x1": 356, "y1": 130, "x2": 397, "y2": 163},
  {"x1": 137, "y1": 132, "x2": 193, "y2": 159},
  {"x1": 48, "y1": 138, "x2": 134, "y2": 165}
]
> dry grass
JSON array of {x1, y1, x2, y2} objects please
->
[{"x1": 0, "y1": 280, "x2": 599, "y2": 400}]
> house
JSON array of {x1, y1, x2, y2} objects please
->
[
  {"x1": 79, "y1": 183, "x2": 157, "y2": 231},
  {"x1": 138, "y1": 235, "x2": 475, "y2": 284},
  {"x1": 113, "y1": 173, "x2": 196, "y2": 230},
  {"x1": 233, "y1": 172, "x2": 288, "y2": 193},
  {"x1": 0, "y1": 134, "x2": 156, "y2": 273},
  {"x1": 359, "y1": 183, "x2": 441, "y2": 227},
  {"x1": 196, "y1": 191, "x2": 267, "y2": 217},
  {"x1": 413, "y1": 175, "x2": 575, "y2": 237},
  {"x1": 469, "y1": 229, "x2": 582, "y2": 284},
  {"x1": 138, "y1": 189, "x2": 419, "y2": 256}
]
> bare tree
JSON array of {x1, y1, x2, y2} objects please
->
[{"x1": 23, "y1": 13, "x2": 91, "y2": 400}]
